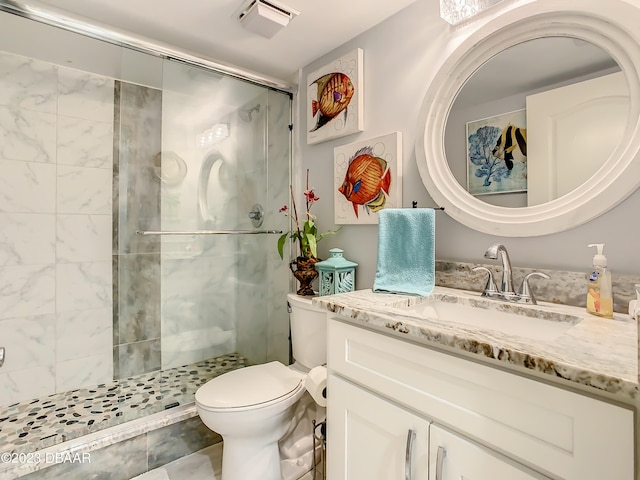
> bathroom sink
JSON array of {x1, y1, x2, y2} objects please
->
[{"x1": 402, "y1": 297, "x2": 582, "y2": 341}]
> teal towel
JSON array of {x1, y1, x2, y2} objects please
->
[{"x1": 373, "y1": 208, "x2": 435, "y2": 297}]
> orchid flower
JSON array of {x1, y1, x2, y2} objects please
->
[{"x1": 277, "y1": 169, "x2": 340, "y2": 260}]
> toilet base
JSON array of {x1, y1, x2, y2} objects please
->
[
  {"x1": 213, "y1": 393, "x2": 325, "y2": 480},
  {"x1": 221, "y1": 437, "x2": 282, "y2": 480}
]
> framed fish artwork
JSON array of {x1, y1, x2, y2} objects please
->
[
  {"x1": 333, "y1": 132, "x2": 402, "y2": 225},
  {"x1": 307, "y1": 48, "x2": 364, "y2": 145},
  {"x1": 466, "y1": 109, "x2": 527, "y2": 196}
]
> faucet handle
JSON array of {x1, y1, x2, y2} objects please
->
[
  {"x1": 472, "y1": 266, "x2": 500, "y2": 297},
  {"x1": 517, "y1": 272, "x2": 550, "y2": 305}
]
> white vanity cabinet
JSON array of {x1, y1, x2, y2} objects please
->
[
  {"x1": 328, "y1": 374, "x2": 543, "y2": 480},
  {"x1": 326, "y1": 318, "x2": 635, "y2": 480}
]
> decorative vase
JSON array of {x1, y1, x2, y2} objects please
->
[{"x1": 290, "y1": 256, "x2": 320, "y2": 296}]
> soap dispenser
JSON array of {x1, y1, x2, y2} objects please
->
[{"x1": 586, "y1": 243, "x2": 613, "y2": 318}]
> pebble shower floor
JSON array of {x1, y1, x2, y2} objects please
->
[{"x1": 0, "y1": 353, "x2": 248, "y2": 456}]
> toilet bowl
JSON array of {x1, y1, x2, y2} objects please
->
[{"x1": 195, "y1": 293, "x2": 326, "y2": 480}]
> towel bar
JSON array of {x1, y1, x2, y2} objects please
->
[
  {"x1": 136, "y1": 229, "x2": 283, "y2": 236},
  {"x1": 411, "y1": 201, "x2": 445, "y2": 210}
]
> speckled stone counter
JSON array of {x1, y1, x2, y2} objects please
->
[{"x1": 314, "y1": 287, "x2": 639, "y2": 401}]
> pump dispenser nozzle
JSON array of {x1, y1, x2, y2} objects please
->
[{"x1": 588, "y1": 243, "x2": 607, "y2": 267}]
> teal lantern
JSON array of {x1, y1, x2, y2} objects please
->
[{"x1": 315, "y1": 248, "x2": 358, "y2": 296}]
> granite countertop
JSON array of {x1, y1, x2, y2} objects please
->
[{"x1": 314, "y1": 287, "x2": 639, "y2": 402}]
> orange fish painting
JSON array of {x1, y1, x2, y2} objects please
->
[
  {"x1": 309, "y1": 72, "x2": 354, "y2": 132},
  {"x1": 338, "y1": 146, "x2": 391, "y2": 218}
]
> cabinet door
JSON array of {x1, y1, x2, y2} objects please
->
[
  {"x1": 327, "y1": 374, "x2": 430, "y2": 480},
  {"x1": 429, "y1": 424, "x2": 548, "y2": 480}
]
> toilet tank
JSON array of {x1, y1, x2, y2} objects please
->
[{"x1": 287, "y1": 293, "x2": 326, "y2": 370}]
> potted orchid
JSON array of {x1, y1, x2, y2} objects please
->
[{"x1": 278, "y1": 170, "x2": 340, "y2": 295}]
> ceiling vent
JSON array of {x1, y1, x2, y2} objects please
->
[{"x1": 238, "y1": 0, "x2": 300, "y2": 39}]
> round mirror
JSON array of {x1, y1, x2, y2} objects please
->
[{"x1": 416, "y1": 1, "x2": 640, "y2": 236}]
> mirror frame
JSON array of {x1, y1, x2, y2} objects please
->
[{"x1": 416, "y1": 0, "x2": 640, "y2": 236}]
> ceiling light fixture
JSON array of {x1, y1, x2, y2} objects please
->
[
  {"x1": 439, "y1": 0, "x2": 504, "y2": 25},
  {"x1": 238, "y1": 0, "x2": 300, "y2": 39}
]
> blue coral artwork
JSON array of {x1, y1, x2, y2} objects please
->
[{"x1": 466, "y1": 109, "x2": 527, "y2": 196}]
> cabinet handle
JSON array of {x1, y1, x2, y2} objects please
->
[
  {"x1": 405, "y1": 429, "x2": 416, "y2": 480},
  {"x1": 435, "y1": 445, "x2": 446, "y2": 480}
]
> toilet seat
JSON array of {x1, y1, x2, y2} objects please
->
[{"x1": 195, "y1": 361, "x2": 304, "y2": 411}]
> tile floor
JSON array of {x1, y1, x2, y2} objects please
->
[
  {"x1": 132, "y1": 443, "x2": 323, "y2": 480},
  {"x1": 133, "y1": 444, "x2": 222, "y2": 479}
]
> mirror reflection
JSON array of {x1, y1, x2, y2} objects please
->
[{"x1": 445, "y1": 37, "x2": 628, "y2": 208}]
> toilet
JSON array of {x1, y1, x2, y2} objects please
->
[{"x1": 195, "y1": 293, "x2": 326, "y2": 480}]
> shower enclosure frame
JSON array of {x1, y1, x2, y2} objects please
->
[
  {"x1": 0, "y1": 2, "x2": 301, "y2": 478},
  {"x1": 0, "y1": 0, "x2": 297, "y2": 424},
  {"x1": 0, "y1": 0, "x2": 293, "y2": 93}
]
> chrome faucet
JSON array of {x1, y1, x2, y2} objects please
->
[
  {"x1": 484, "y1": 243, "x2": 515, "y2": 296},
  {"x1": 473, "y1": 243, "x2": 549, "y2": 305}
]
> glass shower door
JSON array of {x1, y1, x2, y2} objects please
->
[{"x1": 157, "y1": 60, "x2": 291, "y2": 370}]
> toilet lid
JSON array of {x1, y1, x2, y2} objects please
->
[{"x1": 195, "y1": 361, "x2": 302, "y2": 409}]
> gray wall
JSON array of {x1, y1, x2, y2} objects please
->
[{"x1": 297, "y1": 0, "x2": 640, "y2": 290}]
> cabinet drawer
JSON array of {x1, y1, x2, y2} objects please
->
[{"x1": 328, "y1": 319, "x2": 634, "y2": 480}]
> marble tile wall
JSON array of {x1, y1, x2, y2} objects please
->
[
  {"x1": 221, "y1": 90, "x2": 292, "y2": 366},
  {"x1": 235, "y1": 94, "x2": 270, "y2": 366},
  {"x1": 112, "y1": 81, "x2": 162, "y2": 379},
  {"x1": 0, "y1": 52, "x2": 114, "y2": 405},
  {"x1": 263, "y1": 91, "x2": 292, "y2": 365}
]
